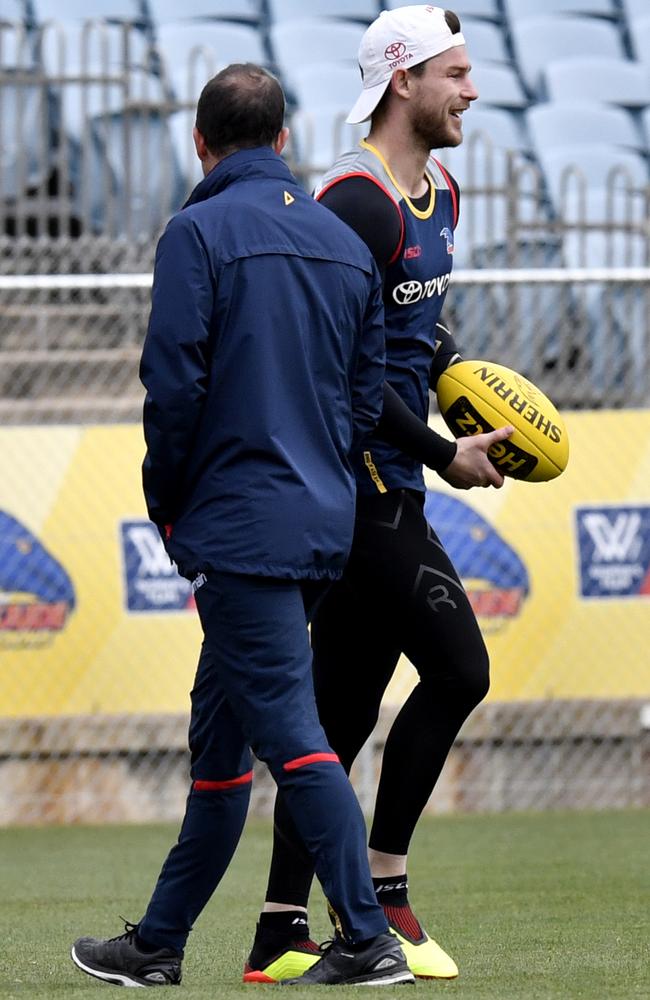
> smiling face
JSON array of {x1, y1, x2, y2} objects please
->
[{"x1": 406, "y1": 45, "x2": 478, "y2": 151}]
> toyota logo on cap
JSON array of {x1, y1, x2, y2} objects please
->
[{"x1": 384, "y1": 41, "x2": 406, "y2": 60}]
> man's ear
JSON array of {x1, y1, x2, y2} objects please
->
[
  {"x1": 193, "y1": 126, "x2": 209, "y2": 162},
  {"x1": 391, "y1": 68, "x2": 413, "y2": 101},
  {"x1": 273, "y1": 126, "x2": 290, "y2": 156}
]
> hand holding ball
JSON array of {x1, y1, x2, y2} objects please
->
[{"x1": 436, "y1": 361, "x2": 569, "y2": 483}]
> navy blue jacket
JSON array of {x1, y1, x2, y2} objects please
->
[{"x1": 140, "y1": 147, "x2": 385, "y2": 581}]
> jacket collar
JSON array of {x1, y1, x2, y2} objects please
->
[{"x1": 184, "y1": 147, "x2": 294, "y2": 208}]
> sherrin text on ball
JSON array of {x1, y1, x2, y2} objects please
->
[{"x1": 436, "y1": 360, "x2": 569, "y2": 482}]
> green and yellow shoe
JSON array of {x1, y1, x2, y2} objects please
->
[
  {"x1": 243, "y1": 938, "x2": 320, "y2": 984},
  {"x1": 385, "y1": 907, "x2": 458, "y2": 980}
]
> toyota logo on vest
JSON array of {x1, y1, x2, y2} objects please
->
[
  {"x1": 392, "y1": 274, "x2": 451, "y2": 305},
  {"x1": 392, "y1": 280, "x2": 424, "y2": 305}
]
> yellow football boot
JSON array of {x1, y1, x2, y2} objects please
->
[{"x1": 386, "y1": 909, "x2": 458, "y2": 980}]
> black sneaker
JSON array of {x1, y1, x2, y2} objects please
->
[
  {"x1": 71, "y1": 921, "x2": 183, "y2": 987},
  {"x1": 280, "y1": 932, "x2": 415, "y2": 986}
]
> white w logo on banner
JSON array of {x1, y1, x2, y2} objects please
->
[
  {"x1": 582, "y1": 512, "x2": 642, "y2": 562},
  {"x1": 127, "y1": 526, "x2": 175, "y2": 577}
]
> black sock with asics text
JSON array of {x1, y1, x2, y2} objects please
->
[
  {"x1": 372, "y1": 873, "x2": 409, "y2": 908},
  {"x1": 373, "y1": 875, "x2": 425, "y2": 942},
  {"x1": 247, "y1": 911, "x2": 317, "y2": 973},
  {"x1": 258, "y1": 910, "x2": 310, "y2": 939}
]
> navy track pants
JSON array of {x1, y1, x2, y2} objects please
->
[{"x1": 138, "y1": 571, "x2": 387, "y2": 951}]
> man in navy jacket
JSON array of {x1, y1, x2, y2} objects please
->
[{"x1": 70, "y1": 64, "x2": 413, "y2": 988}]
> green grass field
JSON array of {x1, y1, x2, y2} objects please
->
[{"x1": 1, "y1": 810, "x2": 648, "y2": 999}]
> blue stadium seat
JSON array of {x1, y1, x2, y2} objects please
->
[
  {"x1": 542, "y1": 55, "x2": 650, "y2": 108},
  {"x1": 621, "y1": 0, "x2": 650, "y2": 20},
  {"x1": 642, "y1": 106, "x2": 650, "y2": 147},
  {"x1": 470, "y1": 60, "x2": 528, "y2": 108},
  {"x1": 3, "y1": 0, "x2": 30, "y2": 24},
  {"x1": 537, "y1": 144, "x2": 649, "y2": 217},
  {"x1": 462, "y1": 104, "x2": 530, "y2": 152},
  {"x1": 630, "y1": 16, "x2": 650, "y2": 66},
  {"x1": 510, "y1": 15, "x2": 625, "y2": 96},
  {"x1": 0, "y1": 20, "x2": 35, "y2": 68},
  {"x1": 32, "y1": 0, "x2": 146, "y2": 24},
  {"x1": 461, "y1": 17, "x2": 510, "y2": 63},
  {"x1": 386, "y1": 0, "x2": 499, "y2": 18},
  {"x1": 147, "y1": 0, "x2": 261, "y2": 25},
  {"x1": 526, "y1": 101, "x2": 645, "y2": 155},
  {"x1": 504, "y1": 0, "x2": 618, "y2": 20},
  {"x1": 0, "y1": 76, "x2": 51, "y2": 199},
  {"x1": 288, "y1": 105, "x2": 366, "y2": 189},
  {"x1": 38, "y1": 19, "x2": 151, "y2": 75},
  {"x1": 268, "y1": 0, "x2": 377, "y2": 23},
  {"x1": 270, "y1": 19, "x2": 364, "y2": 93},
  {"x1": 290, "y1": 63, "x2": 361, "y2": 112},
  {"x1": 86, "y1": 107, "x2": 184, "y2": 235},
  {"x1": 155, "y1": 20, "x2": 267, "y2": 103}
]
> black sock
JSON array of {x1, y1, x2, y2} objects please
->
[
  {"x1": 257, "y1": 910, "x2": 310, "y2": 941},
  {"x1": 248, "y1": 911, "x2": 314, "y2": 969},
  {"x1": 372, "y1": 873, "x2": 409, "y2": 908}
]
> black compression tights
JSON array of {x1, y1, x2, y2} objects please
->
[{"x1": 265, "y1": 488, "x2": 490, "y2": 908}]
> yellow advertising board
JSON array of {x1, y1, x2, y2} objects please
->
[{"x1": 1, "y1": 413, "x2": 649, "y2": 717}]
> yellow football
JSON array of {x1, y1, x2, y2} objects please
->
[{"x1": 436, "y1": 360, "x2": 569, "y2": 482}]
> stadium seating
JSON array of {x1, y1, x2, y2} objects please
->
[
  {"x1": 86, "y1": 107, "x2": 184, "y2": 236},
  {"x1": 269, "y1": 18, "x2": 364, "y2": 94},
  {"x1": 0, "y1": 76, "x2": 50, "y2": 199},
  {"x1": 537, "y1": 144, "x2": 649, "y2": 218},
  {"x1": 386, "y1": 0, "x2": 500, "y2": 17},
  {"x1": 526, "y1": 101, "x2": 646, "y2": 155},
  {"x1": 470, "y1": 60, "x2": 529, "y2": 108},
  {"x1": 504, "y1": 0, "x2": 618, "y2": 19},
  {"x1": 510, "y1": 15, "x2": 626, "y2": 96},
  {"x1": 642, "y1": 106, "x2": 650, "y2": 147},
  {"x1": 460, "y1": 17, "x2": 511, "y2": 63},
  {"x1": 38, "y1": 19, "x2": 150, "y2": 74},
  {"x1": 629, "y1": 16, "x2": 650, "y2": 66},
  {"x1": 146, "y1": 0, "x2": 262, "y2": 25},
  {"x1": 621, "y1": 0, "x2": 650, "y2": 19},
  {"x1": 154, "y1": 20, "x2": 267, "y2": 102},
  {"x1": 3, "y1": 0, "x2": 29, "y2": 24},
  {"x1": 289, "y1": 63, "x2": 361, "y2": 113},
  {"x1": 267, "y1": 0, "x2": 377, "y2": 23},
  {"x1": 0, "y1": 21, "x2": 34, "y2": 68},
  {"x1": 32, "y1": 0, "x2": 147, "y2": 24},
  {"x1": 462, "y1": 105, "x2": 530, "y2": 152},
  {"x1": 289, "y1": 107, "x2": 366, "y2": 190},
  {"x1": 542, "y1": 55, "x2": 650, "y2": 108}
]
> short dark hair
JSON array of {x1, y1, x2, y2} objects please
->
[
  {"x1": 195, "y1": 63, "x2": 285, "y2": 156},
  {"x1": 371, "y1": 9, "x2": 462, "y2": 124}
]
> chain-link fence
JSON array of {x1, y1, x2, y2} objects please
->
[{"x1": 2, "y1": 17, "x2": 649, "y2": 825}]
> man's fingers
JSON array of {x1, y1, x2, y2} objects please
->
[{"x1": 485, "y1": 424, "x2": 514, "y2": 445}]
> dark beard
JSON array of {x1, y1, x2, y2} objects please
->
[{"x1": 412, "y1": 114, "x2": 462, "y2": 152}]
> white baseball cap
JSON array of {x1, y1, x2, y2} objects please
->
[{"x1": 346, "y1": 5, "x2": 465, "y2": 124}]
